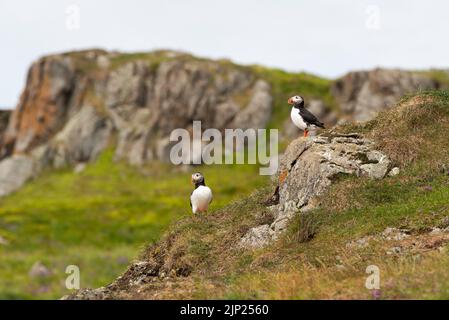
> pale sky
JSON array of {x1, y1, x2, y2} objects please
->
[{"x1": 1, "y1": 0, "x2": 448, "y2": 107}]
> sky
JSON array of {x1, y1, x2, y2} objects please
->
[{"x1": 0, "y1": 0, "x2": 448, "y2": 107}]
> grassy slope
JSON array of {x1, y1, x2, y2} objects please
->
[
  {"x1": 116, "y1": 91, "x2": 449, "y2": 300},
  {"x1": 220, "y1": 91, "x2": 449, "y2": 299},
  {"x1": 0, "y1": 150, "x2": 266, "y2": 299},
  {"x1": 0, "y1": 52, "x2": 334, "y2": 299}
]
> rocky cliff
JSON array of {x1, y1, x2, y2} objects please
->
[
  {"x1": 0, "y1": 110, "x2": 11, "y2": 147},
  {"x1": 0, "y1": 50, "x2": 272, "y2": 196},
  {"x1": 331, "y1": 68, "x2": 441, "y2": 121}
]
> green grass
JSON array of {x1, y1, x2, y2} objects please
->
[
  {"x1": 0, "y1": 49, "x2": 334, "y2": 300},
  {"x1": 0, "y1": 150, "x2": 267, "y2": 299},
  {"x1": 110, "y1": 91, "x2": 449, "y2": 300},
  {"x1": 218, "y1": 174, "x2": 449, "y2": 299}
]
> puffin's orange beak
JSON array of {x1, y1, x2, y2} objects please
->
[{"x1": 287, "y1": 98, "x2": 293, "y2": 105}]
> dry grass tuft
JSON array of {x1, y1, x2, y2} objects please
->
[{"x1": 366, "y1": 92, "x2": 449, "y2": 169}]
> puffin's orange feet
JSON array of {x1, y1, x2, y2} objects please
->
[{"x1": 303, "y1": 130, "x2": 309, "y2": 137}]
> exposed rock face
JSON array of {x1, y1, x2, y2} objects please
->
[
  {"x1": 0, "y1": 155, "x2": 36, "y2": 197},
  {"x1": 2, "y1": 55, "x2": 81, "y2": 157},
  {"x1": 106, "y1": 59, "x2": 271, "y2": 165},
  {"x1": 241, "y1": 133, "x2": 393, "y2": 248},
  {"x1": 332, "y1": 69, "x2": 439, "y2": 121},
  {"x1": 0, "y1": 110, "x2": 11, "y2": 146},
  {"x1": 46, "y1": 105, "x2": 112, "y2": 168},
  {"x1": 0, "y1": 50, "x2": 272, "y2": 197}
]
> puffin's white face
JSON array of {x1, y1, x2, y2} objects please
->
[
  {"x1": 191, "y1": 172, "x2": 204, "y2": 184},
  {"x1": 287, "y1": 95, "x2": 304, "y2": 105}
]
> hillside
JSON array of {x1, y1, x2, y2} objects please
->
[
  {"x1": 0, "y1": 50, "x2": 331, "y2": 299},
  {"x1": 1, "y1": 49, "x2": 448, "y2": 299},
  {"x1": 68, "y1": 91, "x2": 449, "y2": 299}
]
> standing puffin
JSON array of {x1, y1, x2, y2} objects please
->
[
  {"x1": 190, "y1": 172, "x2": 213, "y2": 214},
  {"x1": 288, "y1": 95, "x2": 325, "y2": 137}
]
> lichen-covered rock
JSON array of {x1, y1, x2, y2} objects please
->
[
  {"x1": 0, "y1": 110, "x2": 11, "y2": 149},
  {"x1": 239, "y1": 224, "x2": 274, "y2": 248},
  {"x1": 241, "y1": 133, "x2": 392, "y2": 248}
]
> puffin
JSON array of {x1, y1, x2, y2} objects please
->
[
  {"x1": 287, "y1": 95, "x2": 325, "y2": 137},
  {"x1": 190, "y1": 172, "x2": 213, "y2": 214}
]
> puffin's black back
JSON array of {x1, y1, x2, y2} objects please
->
[{"x1": 298, "y1": 107, "x2": 325, "y2": 128}]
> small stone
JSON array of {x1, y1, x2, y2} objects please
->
[
  {"x1": 386, "y1": 246, "x2": 402, "y2": 255},
  {"x1": 29, "y1": 261, "x2": 52, "y2": 278},
  {"x1": 74, "y1": 162, "x2": 87, "y2": 174},
  {"x1": 430, "y1": 227, "x2": 442, "y2": 235},
  {"x1": 382, "y1": 227, "x2": 409, "y2": 241},
  {"x1": 239, "y1": 224, "x2": 273, "y2": 249},
  {"x1": 0, "y1": 236, "x2": 8, "y2": 245},
  {"x1": 388, "y1": 167, "x2": 400, "y2": 177}
]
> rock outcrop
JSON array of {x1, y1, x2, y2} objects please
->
[
  {"x1": 0, "y1": 110, "x2": 11, "y2": 147},
  {"x1": 1, "y1": 54, "x2": 82, "y2": 158},
  {"x1": 0, "y1": 50, "x2": 272, "y2": 197},
  {"x1": 0, "y1": 155, "x2": 36, "y2": 197},
  {"x1": 240, "y1": 133, "x2": 394, "y2": 248},
  {"x1": 332, "y1": 69, "x2": 439, "y2": 121},
  {"x1": 106, "y1": 59, "x2": 271, "y2": 165}
]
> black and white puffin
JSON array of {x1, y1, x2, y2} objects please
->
[
  {"x1": 190, "y1": 172, "x2": 213, "y2": 214},
  {"x1": 287, "y1": 95, "x2": 325, "y2": 137}
]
